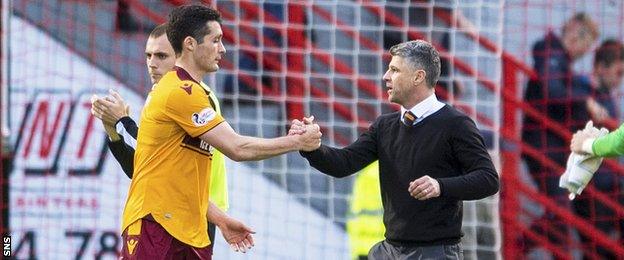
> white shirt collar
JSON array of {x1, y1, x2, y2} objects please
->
[{"x1": 401, "y1": 93, "x2": 444, "y2": 119}]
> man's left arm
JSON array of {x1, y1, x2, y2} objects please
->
[
  {"x1": 437, "y1": 117, "x2": 499, "y2": 200},
  {"x1": 206, "y1": 202, "x2": 255, "y2": 253}
]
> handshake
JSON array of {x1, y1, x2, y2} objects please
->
[{"x1": 288, "y1": 116, "x2": 322, "y2": 152}]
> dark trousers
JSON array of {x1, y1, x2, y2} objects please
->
[
  {"x1": 208, "y1": 223, "x2": 216, "y2": 241},
  {"x1": 368, "y1": 240, "x2": 463, "y2": 260},
  {"x1": 208, "y1": 223, "x2": 216, "y2": 251}
]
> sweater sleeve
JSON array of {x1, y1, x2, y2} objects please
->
[
  {"x1": 300, "y1": 119, "x2": 379, "y2": 178},
  {"x1": 117, "y1": 116, "x2": 138, "y2": 139},
  {"x1": 436, "y1": 116, "x2": 500, "y2": 200},
  {"x1": 107, "y1": 135, "x2": 135, "y2": 179},
  {"x1": 593, "y1": 123, "x2": 624, "y2": 157}
]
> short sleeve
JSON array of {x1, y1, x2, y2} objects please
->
[{"x1": 165, "y1": 82, "x2": 224, "y2": 137}]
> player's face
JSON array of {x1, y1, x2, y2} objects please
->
[
  {"x1": 194, "y1": 21, "x2": 226, "y2": 73},
  {"x1": 383, "y1": 56, "x2": 419, "y2": 106},
  {"x1": 597, "y1": 61, "x2": 624, "y2": 90},
  {"x1": 145, "y1": 35, "x2": 176, "y2": 84}
]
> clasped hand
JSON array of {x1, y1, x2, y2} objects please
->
[{"x1": 288, "y1": 116, "x2": 322, "y2": 151}]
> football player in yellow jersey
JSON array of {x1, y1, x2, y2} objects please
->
[
  {"x1": 114, "y1": 4, "x2": 321, "y2": 259},
  {"x1": 91, "y1": 23, "x2": 255, "y2": 257}
]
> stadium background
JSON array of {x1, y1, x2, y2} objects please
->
[{"x1": 0, "y1": 0, "x2": 623, "y2": 259}]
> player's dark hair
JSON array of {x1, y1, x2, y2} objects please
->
[
  {"x1": 166, "y1": 5, "x2": 222, "y2": 55},
  {"x1": 149, "y1": 23, "x2": 168, "y2": 38}
]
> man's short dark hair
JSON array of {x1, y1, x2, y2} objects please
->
[
  {"x1": 149, "y1": 23, "x2": 168, "y2": 38},
  {"x1": 389, "y1": 40, "x2": 441, "y2": 88},
  {"x1": 166, "y1": 5, "x2": 222, "y2": 54},
  {"x1": 594, "y1": 39, "x2": 624, "y2": 67}
]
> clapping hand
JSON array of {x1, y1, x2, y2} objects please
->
[{"x1": 91, "y1": 89, "x2": 130, "y2": 126}]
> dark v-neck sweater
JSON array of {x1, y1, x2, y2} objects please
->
[{"x1": 301, "y1": 105, "x2": 499, "y2": 246}]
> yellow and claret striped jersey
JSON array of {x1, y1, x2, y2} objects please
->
[{"x1": 122, "y1": 67, "x2": 224, "y2": 248}]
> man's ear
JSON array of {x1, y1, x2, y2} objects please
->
[
  {"x1": 413, "y1": 70, "x2": 427, "y2": 86},
  {"x1": 183, "y1": 36, "x2": 196, "y2": 52}
]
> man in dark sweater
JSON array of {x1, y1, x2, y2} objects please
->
[{"x1": 296, "y1": 40, "x2": 499, "y2": 259}]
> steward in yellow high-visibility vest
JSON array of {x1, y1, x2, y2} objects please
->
[{"x1": 346, "y1": 161, "x2": 385, "y2": 260}]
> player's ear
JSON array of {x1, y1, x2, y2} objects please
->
[{"x1": 183, "y1": 36, "x2": 196, "y2": 52}]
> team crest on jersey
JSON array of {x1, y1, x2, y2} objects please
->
[
  {"x1": 181, "y1": 83, "x2": 192, "y2": 95},
  {"x1": 127, "y1": 238, "x2": 138, "y2": 255},
  {"x1": 191, "y1": 107, "x2": 216, "y2": 126}
]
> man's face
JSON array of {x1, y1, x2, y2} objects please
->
[
  {"x1": 145, "y1": 35, "x2": 176, "y2": 84},
  {"x1": 564, "y1": 23, "x2": 596, "y2": 60},
  {"x1": 597, "y1": 61, "x2": 624, "y2": 90},
  {"x1": 383, "y1": 56, "x2": 419, "y2": 106},
  {"x1": 194, "y1": 21, "x2": 226, "y2": 73}
]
